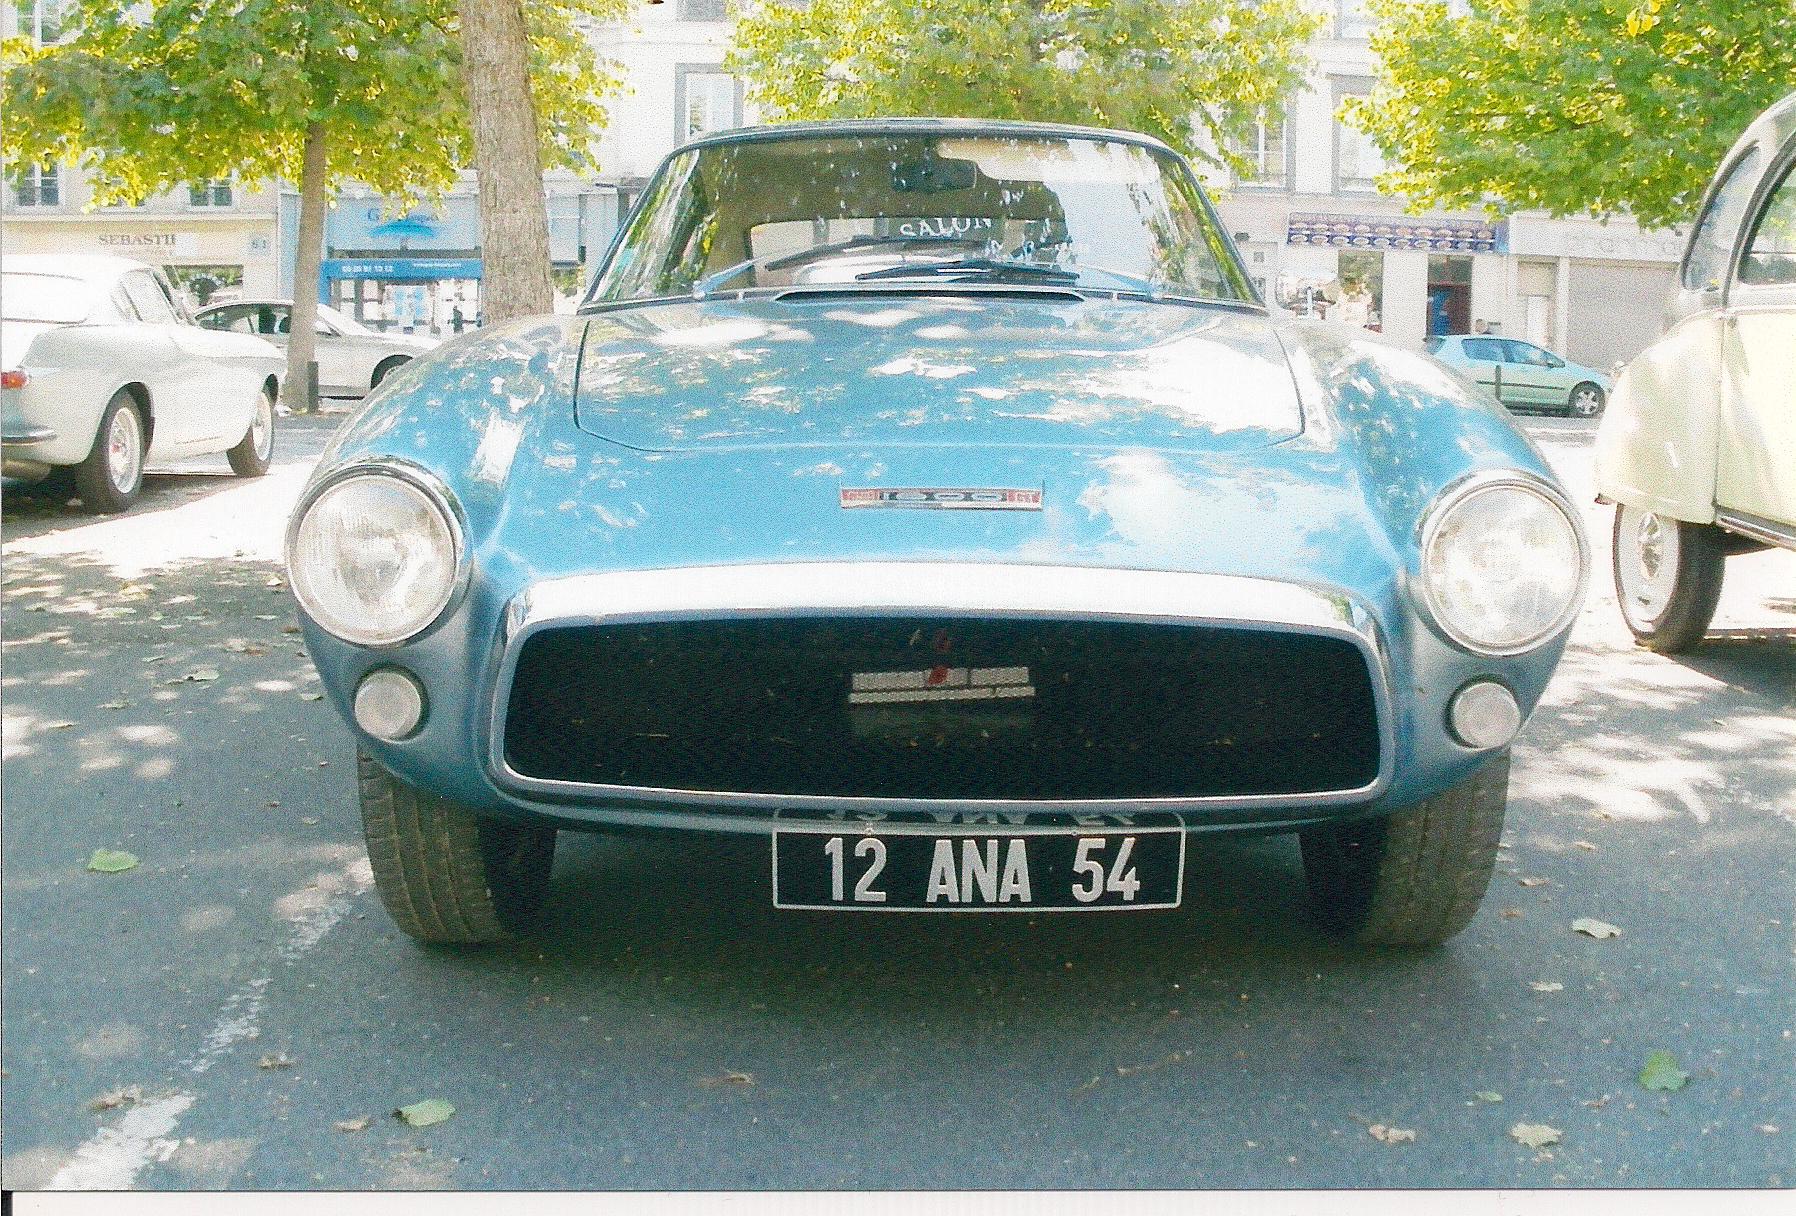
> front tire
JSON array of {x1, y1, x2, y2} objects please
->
[
  {"x1": 358, "y1": 751, "x2": 557, "y2": 944},
  {"x1": 74, "y1": 390, "x2": 146, "y2": 513},
  {"x1": 1300, "y1": 752, "x2": 1509, "y2": 947},
  {"x1": 226, "y1": 385, "x2": 275, "y2": 477},
  {"x1": 1611, "y1": 504, "x2": 1724, "y2": 653},
  {"x1": 1568, "y1": 382, "x2": 1605, "y2": 417}
]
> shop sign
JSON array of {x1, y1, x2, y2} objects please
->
[
  {"x1": 1286, "y1": 212, "x2": 1506, "y2": 253},
  {"x1": 95, "y1": 232, "x2": 200, "y2": 255},
  {"x1": 321, "y1": 257, "x2": 483, "y2": 281}
]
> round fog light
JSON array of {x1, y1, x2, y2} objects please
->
[
  {"x1": 1449, "y1": 680, "x2": 1521, "y2": 750},
  {"x1": 353, "y1": 669, "x2": 426, "y2": 741}
]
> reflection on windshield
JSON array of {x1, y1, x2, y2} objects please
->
[{"x1": 591, "y1": 132, "x2": 1254, "y2": 305}]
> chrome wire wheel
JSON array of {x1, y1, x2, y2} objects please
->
[
  {"x1": 251, "y1": 390, "x2": 274, "y2": 461},
  {"x1": 105, "y1": 402, "x2": 144, "y2": 496}
]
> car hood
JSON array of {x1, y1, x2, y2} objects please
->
[{"x1": 572, "y1": 293, "x2": 1303, "y2": 454}]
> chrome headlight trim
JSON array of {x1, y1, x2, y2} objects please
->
[
  {"x1": 285, "y1": 458, "x2": 468, "y2": 649},
  {"x1": 1415, "y1": 470, "x2": 1589, "y2": 658}
]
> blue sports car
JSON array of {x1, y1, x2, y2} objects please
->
[{"x1": 288, "y1": 119, "x2": 1588, "y2": 947}]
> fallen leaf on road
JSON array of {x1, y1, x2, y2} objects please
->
[
  {"x1": 1510, "y1": 1123, "x2": 1562, "y2": 1148},
  {"x1": 395, "y1": 1099, "x2": 454, "y2": 1127},
  {"x1": 1474, "y1": 1092, "x2": 1503, "y2": 1103},
  {"x1": 222, "y1": 640, "x2": 269, "y2": 656},
  {"x1": 1368, "y1": 1124, "x2": 1415, "y2": 1144},
  {"x1": 1582, "y1": 1094, "x2": 1612, "y2": 1109},
  {"x1": 44, "y1": 720, "x2": 76, "y2": 730},
  {"x1": 282, "y1": 625, "x2": 302, "y2": 635},
  {"x1": 255, "y1": 614, "x2": 279, "y2": 621},
  {"x1": 257, "y1": 1054, "x2": 295, "y2": 1070},
  {"x1": 1072, "y1": 1076, "x2": 1101, "y2": 1094},
  {"x1": 90, "y1": 1085, "x2": 143, "y2": 1111},
  {"x1": 1757, "y1": 1125, "x2": 1780, "y2": 1134},
  {"x1": 334, "y1": 1116, "x2": 371, "y2": 1132},
  {"x1": 1518, "y1": 877, "x2": 1549, "y2": 888},
  {"x1": 1530, "y1": 982, "x2": 1564, "y2": 993},
  {"x1": 100, "y1": 700, "x2": 128, "y2": 710},
  {"x1": 1638, "y1": 1051, "x2": 1689, "y2": 1092},
  {"x1": 699, "y1": 1070, "x2": 755, "y2": 1087},
  {"x1": 1499, "y1": 908, "x2": 1524, "y2": 919},
  {"x1": 1572, "y1": 917, "x2": 1621, "y2": 939},
  {"x1": 167, "y1": 668, "x2": 220, "y2": 684},
  {"x1": 1573, "y1": 841, "x2": 1597, "y2": 851},
  {"x1": 300, "y1": 817, "x2": 320, "y2": 826},
  {"x1": 1115, "y1": 1050, "x2": 1189, "y2": 1077},
  {"x1": 300, "y1": 692, "x2": 324, "y2": 702},
  {"x1": 86, "y1": 849, "x2": 139, "y2": 873},
  {"x1": 265, "y1": 576, "x2": 285, "y2": 589}
]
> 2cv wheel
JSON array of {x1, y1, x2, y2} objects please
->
[
  {"x1": 1300, "y1": 752, "x2": 1509, "y2": 947},
  {"x1": 357, "y1": 751, "x2": 557, "y2": 944},
  {"x1": 1611, "y1": 504, "x2": 1724, "y2": 654}
]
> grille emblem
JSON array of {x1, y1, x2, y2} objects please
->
[{"x1": 839, "y1": 487, "x2": 1043, "y2": 511}]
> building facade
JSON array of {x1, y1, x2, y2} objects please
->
[
  {"x1": 4, "y1": 0, "x2": 1690, "y2": 361},
  {"x1": 1200, "y1": 5, "x2": 1685, "y2": 368}
]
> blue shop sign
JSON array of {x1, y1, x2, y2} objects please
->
[{"x1": 322, "y1": 257, "x2": 484, "y2": 281}]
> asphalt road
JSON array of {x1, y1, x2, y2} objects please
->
[{"x1": 3, "y1": 411, "x2": 1792, "y2": 1190}]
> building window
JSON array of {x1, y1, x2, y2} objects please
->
[
  {"x1": 676, "y1": 69, "x2": 742, "y2": 140},
  {"x1": 12, "y1": 162, "x2": 59, "y2": 206},
  {"x1": 1336, "y1": 0, "x2": 1373, "y2": 39},
  {"x1": 1227, "y1": 118, "x2": 1288, "y2": 190},
  {"x1": 12, "y1": 1, "x2": 65, "y2": 44},
  {"x1": 676, "y1": 0, "x2": 727, "y2": 20},
  {"x1": 1335, "y1": 88, "x2": 1389, "y2": 192},
  {"x1": 188, "y1": 178, "x2": 233, "y2": 207}
]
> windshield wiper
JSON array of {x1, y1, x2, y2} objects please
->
[
  {"x1": 692, "y1": 234, "x2": 989, "y2": 297},
  {"x1": 853, "y1": 257, "x2": 1082, "y2": 285}
]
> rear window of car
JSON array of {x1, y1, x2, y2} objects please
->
[{"x1": 1, "y1": 271, "x2": 93, "y2": 324}]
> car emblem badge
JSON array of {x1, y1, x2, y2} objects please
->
[{"x1": 839, "y1": 486, "x2": 1043, "y2": 511}]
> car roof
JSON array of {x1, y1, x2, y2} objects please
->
[
  {"x1": 1, "y1": 253, "x2": 151, "y2": 283},
  {"x1": 670, "y1": 117, "x2": 1177, "y2": 159},
  {"x1": 1744, "y1": 89, "x2": 1796, "y2": 152}
]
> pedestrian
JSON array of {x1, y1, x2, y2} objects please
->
[
  {"x1": 1473, "y1": 318, "x2": 1490, "y2": 334},
  {"x1": 451, "y1": 304, "x2": 465, "y2": 335}
]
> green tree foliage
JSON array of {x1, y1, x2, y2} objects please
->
[
  {"x1": 726, "y1": 0, "x2": 1322, "y2": 174},
  {"x1": 2, "y1": 0, "x2": 623, "y2": 403},
  {"x1": 1, "y1": 0, "x2": 622, "y2": 205},
  {"x1": 1345, "y1": 0, "x2": 1796, "y2": 230}
]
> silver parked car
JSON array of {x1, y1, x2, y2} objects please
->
[
  {"x1": 195, "y1": 300, "x2": 434, "y2": 399},
  {"x1": 2, "y1": 254, "x2": 283, "y2": 513}
]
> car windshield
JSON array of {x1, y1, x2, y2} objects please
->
[
  {"x1": 588, "y1": 131, "x2": 1256, "y2": 305},
  {"x1": 1, "y1": 271, "x2": 94, "y2": 324}
]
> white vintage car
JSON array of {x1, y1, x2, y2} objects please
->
[
  {"x1": 1596, "y1": 91, "x2": 1796, "y2": 652},
  {"x1": 194, "y1": 299, "x2": 434, "y2": 399},
  {"x1": 1, "y1": 253, "x2": 284, "y2": 513}
]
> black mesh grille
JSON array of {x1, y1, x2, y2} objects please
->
[{"x1": 502, "y1": 618, "x2": 1380, "y2": 800}]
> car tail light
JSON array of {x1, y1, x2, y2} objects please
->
[{"x1": 0, "y1": 369, "x2": 27, "y2": 390}]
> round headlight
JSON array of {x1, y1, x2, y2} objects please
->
[
  {"x1": 1419, "y1": 477, "x2": 1586, "y2": 655},
  {"x1": 288, "y1": 470, "x2": 461, "y2": 647}
]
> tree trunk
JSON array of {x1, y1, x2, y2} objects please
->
[
  {"x1": 459, "y1": 0, "x2": 554, "y2": 323},
  {"x1": 285, "y1": 121, "x2": 328, "y2": 415}
]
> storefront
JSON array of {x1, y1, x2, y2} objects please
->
[
  {"x1": 0, "y1": 216, "x2": 279, "y2": 311},
  {"x1": 280, "y1": 184, "x2": 625, "y2": 334}
]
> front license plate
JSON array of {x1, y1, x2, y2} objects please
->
[{"x1": 772, "y1": 827, "x2": 1184, "y2": 911}]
